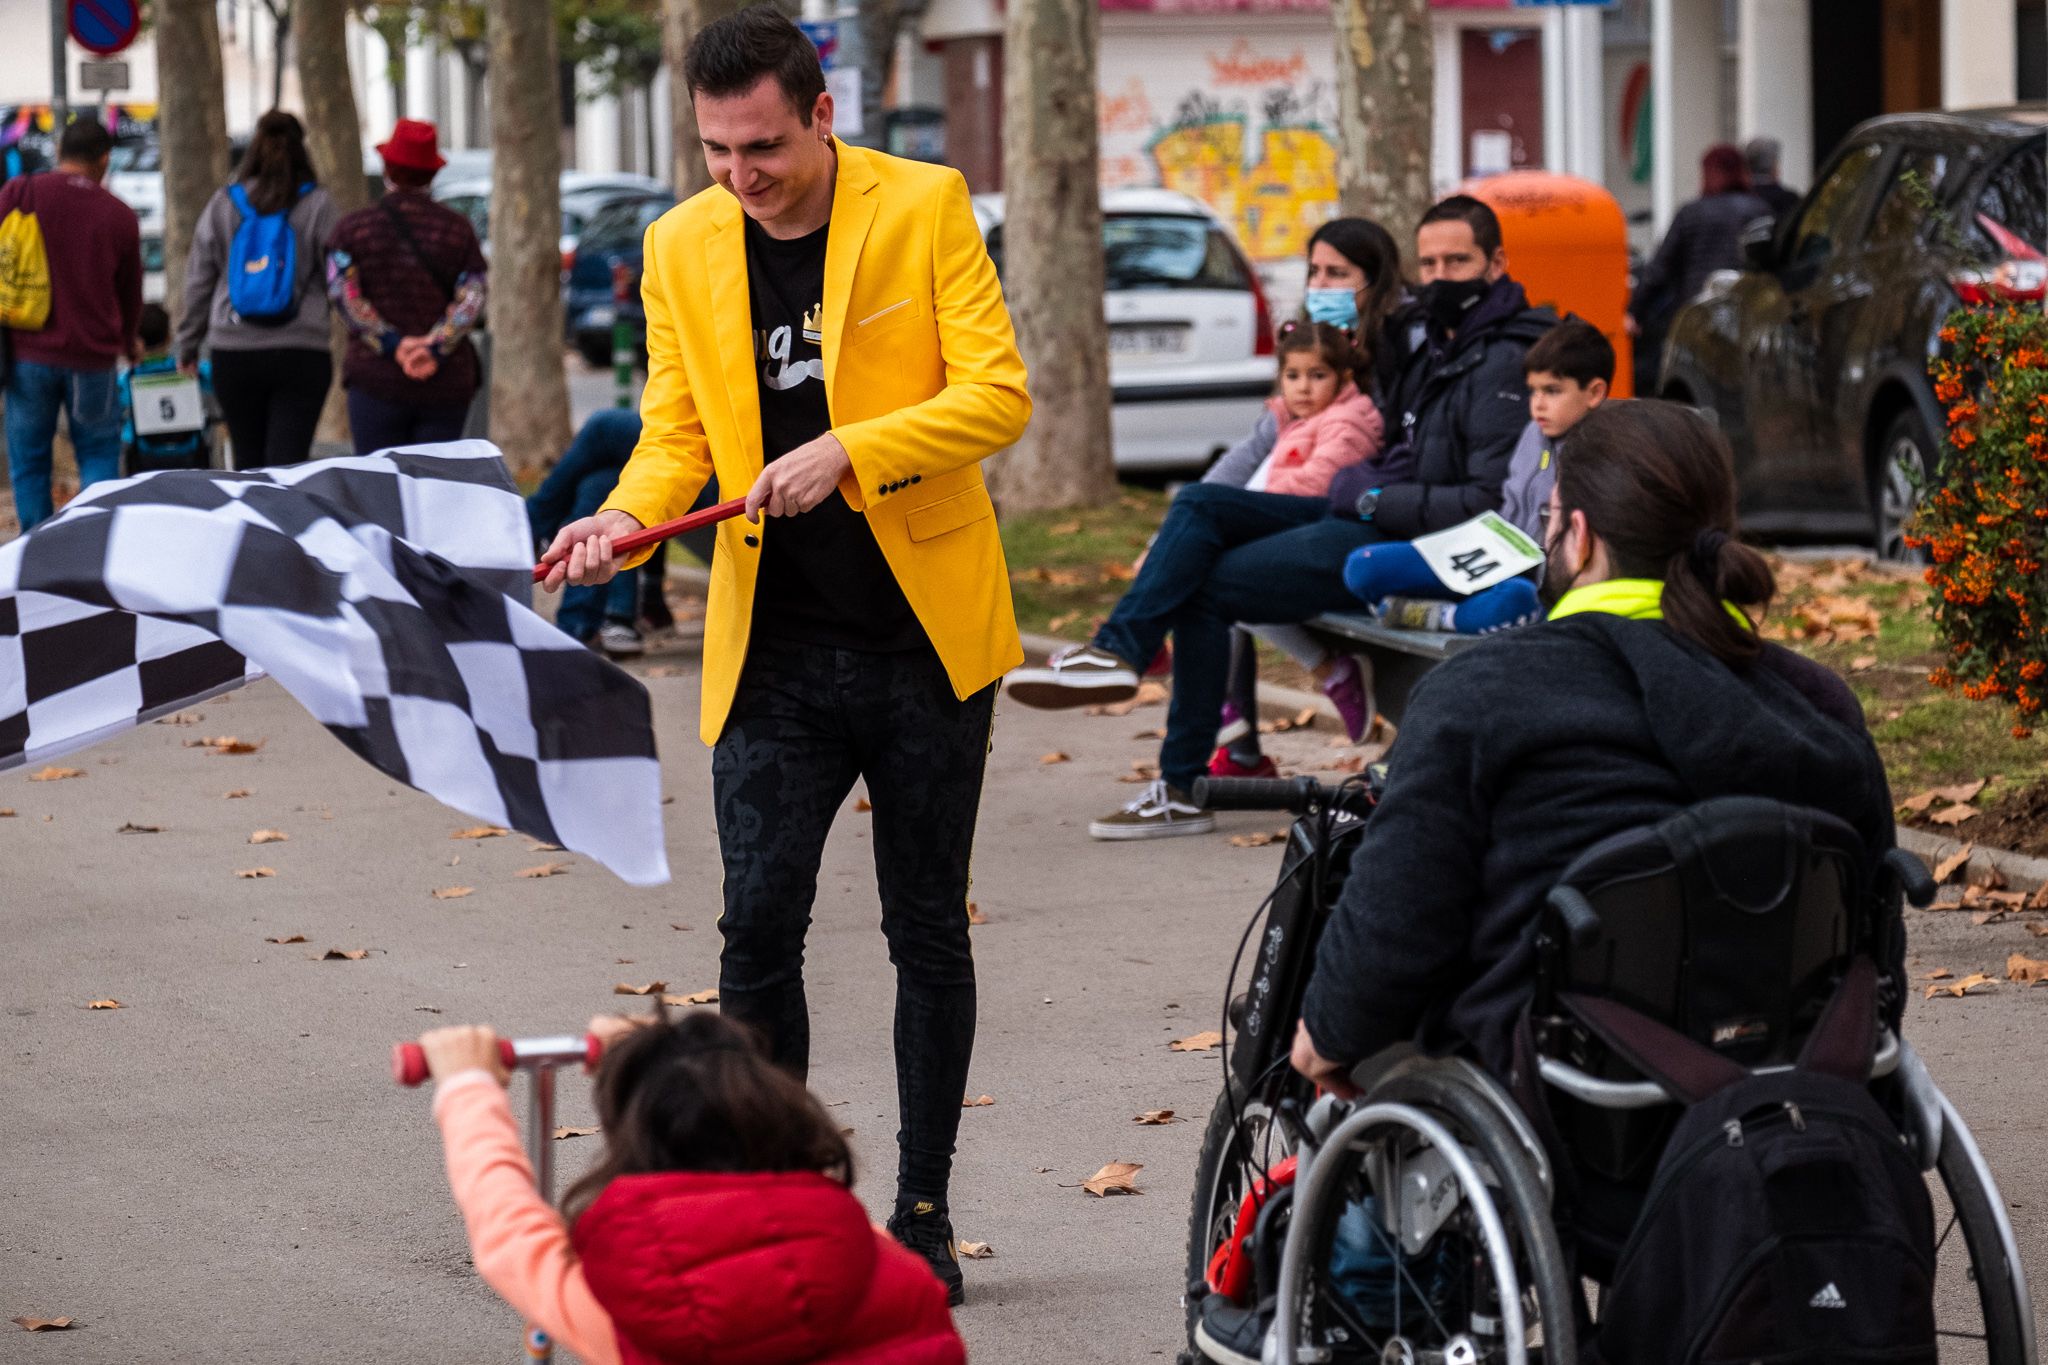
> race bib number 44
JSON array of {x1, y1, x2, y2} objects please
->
[{"x1": 1410, "y1": 512, "x2": 1543, "y2": 594}]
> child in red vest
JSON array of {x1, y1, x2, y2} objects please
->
[{"x1": 417, "y1": 1011, "x2": 965, "y2": 1365}]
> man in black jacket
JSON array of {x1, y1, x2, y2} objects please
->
[{"x1": 1009, "y1": 196, "x2": 1555, "y2": 839}]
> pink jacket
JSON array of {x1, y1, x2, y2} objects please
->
[{"x1": 1261, "y1": 383, "x2": 1385, "y2": 497}]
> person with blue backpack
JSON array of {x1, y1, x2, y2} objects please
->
[{"x1": 174, "y1": 110, "x2": 341, "y2": 469}]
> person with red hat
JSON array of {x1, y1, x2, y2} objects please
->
[{"x1": 323, "y1": 118, "x2": 488, "y2": 453}]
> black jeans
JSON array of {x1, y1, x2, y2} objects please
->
[
  {"x1": 209, "y1": 346, "x2": 333, "y2": 468},
  {"x1": 346, "y1": 389, "x2": 472, "y2": 454},
  {"x1": 712, "y1": 638, "x2": 995, "y2": 1207}
]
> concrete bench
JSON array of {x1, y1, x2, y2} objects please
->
[{"x1": 1307, "y1": 613, "x2": 1480, "y2": 727}]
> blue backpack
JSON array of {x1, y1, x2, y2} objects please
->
[{"x1": 225, "y1": 182, "x2": 309, "y2": 326}]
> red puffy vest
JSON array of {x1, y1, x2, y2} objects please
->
[{"x1": 571, "y1": 1170, "x2": 965, "y2": 1365}]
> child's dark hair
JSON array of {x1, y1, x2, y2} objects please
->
[
  {"x1": 1524, "y1": 317, "x2": 1615, "y2": 387},
  {"x1": 138, "y1": 302, "x2": 171, "y2": 351},
  {"x1": 1274, "y1": 319, "x2": 1367, "y2": 380},
  {"x1": 561, "y1": 1010, "x2": 852, "y2": 1220}
]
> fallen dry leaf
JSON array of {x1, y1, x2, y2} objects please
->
[
  {"x1": 966, "y1": 901, "x2": 989, "y2": 925},
  {"x1": 2006, "y1": 952, "x2": 2048, "y2": 986},
  {"x1": 222, "y1": 788, "x2": 251, "y2": 799},
  {"x1": 958, "y1": 1241, "x2": 995, "y2": 1259},
  {"x1": 1228, "y1": 830, "x2": 1289, "y2": 848},
  {"x1": 962, "y1": 1094, "x2": 995, "y2": 1108},
  {"x1": 660, "y1": 989, "x2": 719, "y2": 1006},
  {"x1": 1133, "y1": 1109, "x2": 1179, "y2": 1125},
  {"x1": 11, "y1": 1317, "x2": 74, "y2": 1331},
  {"x1": 2027, "y1": 923, "x2": 2048, "y2": 938},
  {"x1": 115, "y1": 821, "x2": 164, "y2": 834},
  {"x1": 155, "y1": 710, "x2": 202, "y2": 725},
  {"x1": 1850, "y1": 655, "x2": 1877, "y2": 671},
  {"x1": 1078, "y1": 1161, "x2": 1144, "y2": 1197},
  {"x1": 248, "y1": 829, "x2": 289, "y2": 844},
  {"x1": 200, "y1": 736, "x2": 263, "y2": 755},
  {"x1": 27, "y1": 766, "x2": 83, "y2": 781},
  {"x1": 431, "y1": 886, "x2": 474, "y2": 900},
  {"x1": 449, "y1": 825, "x2": 509, "y2": 840},
  {"x1": 0, "y1": 808, "x2": 13, "y2": 817},
  {"x1": 1169, "y1": 1031, "x2": 1223, "y2": 1052},
  {"x1": 1932, "y1": 844, "x2": 1975, "y2": 884},
  {"x1": 85, "y1": 999, "x2": 121, "y2": 1010},
  {"x1": 614, "y1": 981, "x2": 669, "y2": 996},
  {"x1": 264, "y1": 933, "x2": 306, "y2": 944},
  {"x1": 854, "y1": 796, "x2": 872, "y2": 812},
  {"x1": 1131, "y1": 727, "x2": 1167, "y2": 740},
  {"x1": 517, "y1": 861, "x2": 571, "y2": 878},
  {"x1": 1294, "y1": 706, "x2": 1318, "y2": 729},
  {"x1": 1925, "y1": 971, "x2": 1994, "y2": 999},
  {"x1": 234, "y1": 866, "x2": 276, "y2": 879},
  {"x1": 1047, "y1": 520, "x2": 1081, "y2": 536},
  {"x1": 526, "y1": 839, "x2": 563, "y2": 852},
  {"x1": 1046, "y1": 611, "x2": 1079, "y2": 633},
  {"x1": 321, "y1": 948, "x2": 368, "y2": 961},
  {"x1": 552, "y1": 1125, "x2": 600, "y2": 1140},
  {"x1": 1039, "y1": 751, "x2": 1070, "y2": 765},
  {"x1": 1928, "y1": 805, "x2": 1979, "y2": 827},
  {"x1": 1922, "y1": 968, "x2": 1954, "y2": 981}
]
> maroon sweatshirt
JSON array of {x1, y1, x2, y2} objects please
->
[{"x1": 0, "y1": 169, "x2": 142, "y2": 371}]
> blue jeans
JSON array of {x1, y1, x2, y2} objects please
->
[
  {"x1": 529, "y1": 410, "x2": 643, "y2": 641},
  {"x1": 6, "y1": 359, "x2": 123, "y2": 531},
  {"x1": 1092, "y1": 482, "x2": 1383, "y2": 792}
]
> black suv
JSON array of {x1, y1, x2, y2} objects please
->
[{"x1": 1658, "y1": 107, "x2": 2045, "y2": 558}]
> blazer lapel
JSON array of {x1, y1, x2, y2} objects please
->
[
  {"x1": 704, "y1": 204, "x2": 763, "y2": 478},
  {"x1": 821, "y1": 140, "x2": 881, "y2": 406}
]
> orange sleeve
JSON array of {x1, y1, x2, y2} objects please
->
[{"x1": 432, "y1": 1071, "x2": 622, "y2": 1365}]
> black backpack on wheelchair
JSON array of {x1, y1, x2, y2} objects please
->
[{"x1": 1526, "y1": 797, "x2": 1936, "y2": 1363}]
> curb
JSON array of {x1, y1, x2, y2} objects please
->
[{"x1": 1894, "y1": 824, "x2": 2048, "y2": 892}]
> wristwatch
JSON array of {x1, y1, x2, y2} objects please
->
[{"x1": 1354, "y1": 487, "x2": 1382, "y2": 522}]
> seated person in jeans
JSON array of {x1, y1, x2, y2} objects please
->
[
  {"x1": 1339, "y1": 316, "x2": 1614, "y2": 634},
  {"x1": 528, "y1": 408, "x2": 714, "y2": 656},
  {"x1": 1188, "y1": 402, "x2": 1902, "y2": 1360},
  {"x1": 1007, "y1": 195, "x2": 1553, "y2": 840}
]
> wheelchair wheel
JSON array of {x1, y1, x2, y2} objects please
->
[
  {"x1": 1273, "y1": 1092, "x2": 1576, "y2": 1364},
  {"x1": 1929, "y1": 1092, "x2": 2035, "y2": 1364},
  {"x1": 1183, "y1": 1069, "x2": 1316, "y2": 1351}
]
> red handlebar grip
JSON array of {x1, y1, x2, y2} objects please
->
[
  {"x1": 392, "y1": 1037, "x2": 519, "y2": 1087},
  {"x1": 586, "y1": 1033, "x2": 604, "y2": 1071}
]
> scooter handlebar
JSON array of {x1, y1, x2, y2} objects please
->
[{"x1": 391, "y1": 1033, "x2": 603, "y2": 1088}]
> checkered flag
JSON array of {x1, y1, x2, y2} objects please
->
[{"x1": 0, "y1": 442, "x2": 670, "y2": 886}]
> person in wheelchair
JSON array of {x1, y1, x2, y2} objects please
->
[{"x1": 1201, "y1": 399, "x2": 1925, "y2": 1363}]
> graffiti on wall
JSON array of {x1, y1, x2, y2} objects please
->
[{"x1": 1098, "y1": 33, "x2": 1338, "y2": 264}]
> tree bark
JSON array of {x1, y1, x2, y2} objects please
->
[
  {"x1": 298, "y1": 0, "x2": 371, "y2": 447},
  {"x1": 660, "y1": 0, "x2": 750, "y2": 197},
  {"x1": 852, "y1": 0, "x2": 905, "y2": 153},
  {"x1": 155, "y1": 0, "x2": 232, "y2": 316},
  {"x1": 988, "y1": 0, "x2": 1113, "y2": 513},
  {"x1": 488, "y1": 0, "x2": 573, "y2": 477},
  {"x1": 1334, "y1": 0, "x2": 1434, "y2": 244}
]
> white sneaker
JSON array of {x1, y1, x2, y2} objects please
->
[
  {"x1": 597, "y1": 621, "x2": 645, "y2": 658},
  {"x1": 1006, "y1": 644, "x2": 1140, "y2": 709},
  {"x1": 1088, "y1": 779, "x2": 1216, "y2": 840}
]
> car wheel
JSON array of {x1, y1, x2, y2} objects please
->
[{"x1": 1874, "y1": 410, "x2": 1934, "y2": 565}]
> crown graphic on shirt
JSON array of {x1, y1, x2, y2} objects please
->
[{"x1": 801, "y1": 302, "x2": 824, "y2": 343}]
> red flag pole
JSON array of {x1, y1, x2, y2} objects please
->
[{"x1": 532, "y1": 498, "x2": 749, "y2": 583}]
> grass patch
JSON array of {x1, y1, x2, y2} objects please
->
[{"x1": 999, "y1": 486, "x2": 1168, "y2": 639}]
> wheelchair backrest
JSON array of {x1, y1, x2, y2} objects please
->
[{"x1": 1540, "y1": 796, "x2": 1871, "y2": 1070}]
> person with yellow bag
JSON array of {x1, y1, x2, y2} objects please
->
[{"x1": 0, "y1": 121, "x2": 142, "y2": 532}]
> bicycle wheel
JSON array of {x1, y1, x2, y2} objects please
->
[
  {"x1": 1929, "y1": 1091, "x2": 2034, "y2": 1364},
  {"x1": 1183, "y1": 1069, "x2": 1316, "y2": 1350}
]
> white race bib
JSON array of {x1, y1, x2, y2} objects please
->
[
  {"x1": 130, "y1": 374, "x2": 205, "y2": 437},
  {"x1": 1410, "y1": 511, "x2": 1544, "y2": 595}
]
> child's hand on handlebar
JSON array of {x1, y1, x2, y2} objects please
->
[
  {"x1": 1290, "y1": 1020, "x2": 1363, "y2": 1100},
  {"x1": 420, "y1": 1025, "x2": 512, "y2": 1085}
]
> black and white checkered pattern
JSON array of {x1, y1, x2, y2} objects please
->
[{"x1": 0, "y1": 442, "x2": 669, "y2": 886}]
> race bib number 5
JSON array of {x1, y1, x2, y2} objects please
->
[{"x1": 1409, "y1": 512, "x2": 1543, "y2": 595}]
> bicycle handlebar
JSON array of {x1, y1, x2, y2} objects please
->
[
  {"x1": 1194, "y1": 775, "x2": 1374, "y2": 817},
  {"x1": 391, "y1": 1033, "x2": 604, "y2": 1087}
]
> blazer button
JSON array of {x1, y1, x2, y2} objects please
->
[
  {"x1": 910, "y1": 474, "x2": 921, "y2": 484},
  {"x1": 876, "y1": 484, "x2": 887, "y2": 496},
  {"x1": 743, "y1": 534, "x2": 759, "y2": 548}
]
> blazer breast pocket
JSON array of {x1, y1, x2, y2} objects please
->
[{"x1": 847, "y1": 295, "x2": 926, "y2": 347}]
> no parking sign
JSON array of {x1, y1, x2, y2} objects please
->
[{"x1": 67, "y1": 0, "x2": 140, "y2": 56}]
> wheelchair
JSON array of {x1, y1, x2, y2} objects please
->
[{"x1": 1195, "y1": 795, "x2": 2036, "y2": 1365}]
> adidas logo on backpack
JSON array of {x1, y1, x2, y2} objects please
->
[{"x1": 1808, "y1": 1282, "x2": 1847, "y2": 1310}]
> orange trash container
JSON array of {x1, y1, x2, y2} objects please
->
[{"x1": 1465, "y1": 171, "x2": 1635, "y2": 398}]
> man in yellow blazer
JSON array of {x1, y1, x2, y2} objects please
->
[{"x1": 538, "y1": 7, "x2": 1027, "y2": 1304}]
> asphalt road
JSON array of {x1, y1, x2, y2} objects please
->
[{"x1": 4, "y1": 628, "x2": 2044, "y2": 1361}]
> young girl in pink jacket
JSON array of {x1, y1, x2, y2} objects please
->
[{"x1": 1249, "y1": 321, "x2": 1387, "y2": 497}]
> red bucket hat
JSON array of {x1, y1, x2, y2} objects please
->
[{"x1": 377, "y1": 119, "x2": 446, "y2": 174}]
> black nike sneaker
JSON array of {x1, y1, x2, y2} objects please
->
[{"x1": 887, "y1": 1201, "x2": 965, "y2": 1307}]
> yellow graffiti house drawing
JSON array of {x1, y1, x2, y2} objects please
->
[{"x1": 1148, "y1": 116, "x2": 1337, "y2": 263}]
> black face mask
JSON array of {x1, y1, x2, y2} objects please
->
[{"x1": 1418, "y1": 275, "x2": 1491, "y2": 333}]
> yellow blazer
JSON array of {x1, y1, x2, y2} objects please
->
[{"x1": 602, "y1": 141, "x2": 1031, "y2": 746}]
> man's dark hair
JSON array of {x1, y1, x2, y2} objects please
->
[
  {"x1": 386, "y1": 163, "x2": 434, "y2": 190},
  {"x1": 58, "y1": 119, "x2": 113, "y2": 165},
  {"x1": 1417, "y1": 194, "x2": 1502, "y2": 257},
  {"x1": 1524, "y1": 317, "x2": 1615, "y2": 387},
  {"x1": 138, "y1": 302, "x2": 170, "y2": 350},
  {"x1": 237, "y1": 109, "x2": 319, "y2": 215},
  {"x1": 684, "y1": 5, "x2": 828, "y2": 124}
]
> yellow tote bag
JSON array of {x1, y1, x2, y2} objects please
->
[{"x1": 0, "y1": 186, "x2": 52, "y2": 330}]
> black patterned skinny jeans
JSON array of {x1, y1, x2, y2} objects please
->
[{"x1": 711, "y1": 637, "x2": 995, "y2": 1208}]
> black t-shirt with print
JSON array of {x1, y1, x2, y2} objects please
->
[{"x1": 743, "y1": 216, "x2": 926, "y2": 653}]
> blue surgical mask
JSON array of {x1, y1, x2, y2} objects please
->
[{"x1": 1303, "y1": 288, "x2": 1360, "y2": 330}]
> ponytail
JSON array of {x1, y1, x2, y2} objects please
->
[{"x1": 1555, "y1": 401, "x2": 1777, "y2": 668}]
